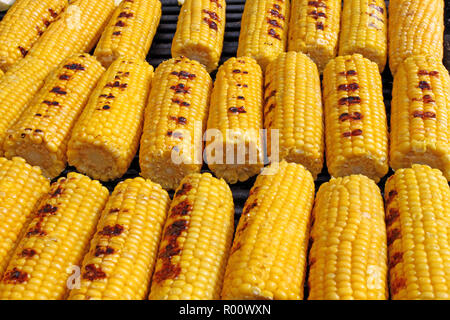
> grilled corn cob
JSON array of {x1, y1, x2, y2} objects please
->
[
  {"x1": 389, "y1": 0, "x2": 444, "y2": 75},
  {"x1": 94, "y1": 0, "x2": 162, "y2": 67},
  {"x1": 222, "y1": 161, "x2": 315, "y2": 300},
  {"x1": 28, "y1": 0, "x2": 115, "y2": 67},
  {"x1": 308, "y1": 175, "x2": 388, "y2": 300},
  {"x1": 385, "y1": 165, "x2": 450, "y2": 300},
  {"x1": 69, "y1": 177, "x2": 170, "y2": 300},
  {"x1": 237, "y1": 0, "x2": 290, "y2": 71},
  {"x1": 206, "y1": 57, "x2": 264, "y2": 184},
  {"x1": 3, "y1": 54, "x2": 105, "y2": 179},
  {"x1": 264, "y1": 51, "x2": 324, "y2": 179},
  {"x1": 0, "y1": 172, "x2": 109, "y2": 300},
  {"x1": 140, "y1": 56, "x2": 212, "y2": 190},
  {"x1": 149, "y1": 173, "x2": 234, "y2": 300},
  {"x1": 323, "y1": 54, "x2": 388, "y2": 182},
  {"x1": 0, "y1": 157, "x2": 49, "y2": 277},
  {"x1": 288, "y1": 0, "x2": 341, "y2": 73},
  {"x1": 390, "y1": 55, "x2": 450, "y2": 181},
  {"x1": 171, "y1": 0, "x2": 226, "y2": 72},
  {"x1": 68, "y1": 58, "x2": 153, "y2": 181},
  {"x1": 0, "y1": 0, "x2": 67, "y2": 71},
  {"x1": 338, "y1": 0, "x2": 387, "y2": 72}
]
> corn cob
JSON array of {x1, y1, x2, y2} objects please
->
[
  {"x1": 385, "y1": 164, "x2": 450, "y2": 300},
  {"x1": 389, "y1": 0, "x2": 444, "y2": 75},
  {"x1": 0, "y1": 0, "x2": 67, "y2": 71},
  {"x1": 0, "y1": 172, "x2": 109, "y2": 300},
  {"x1": 0, "y1": 56, "x2": 53, "y2": 155},
  {"x1": 171, "y1": 0, "x2": 226, "y2": 72},
  {"x1": 27, "y1": 0, "x2": 115, "y2": 67},
  {"x1": 69, "y1": 177, "x2": 170, "y2": 300},
  {"x1": 206, "y1": 57, "x2": 264, "y2": 184},
  {"x1": 323, "y1": 54, "x2": 388, "y2": 182},
  {"x1": 264, "y1": 51, "x2": 324, "y2": 179},
  {"x1": 3, "y1": 54, "x2": 105, "y2": 179},
  {"x1": 140, "y1": 56, "x2": 212, "y2": 190},
  {"x1": 149, "y1": 173, "x2": 234, "y2": 300},
  {"x1": 390, "y1": 55, "x2": 450, "y2": 181},
  {"x1": 237, "y1": 0, "x2": 290, "y2": 71},
  {"x1": 68, "y1": 58, "x2": 153, "y2": 181},
  {"x1": 308, "y1": 175, "x2": 388, "y2": 300},
  {"x1": 222, "y1": 161, "x2": 315, "y2": 300},
  {"x1": 338, "y1": 0, "x2": 387, "y2": 72},
  {"x1": 94, "y1": 0, "x2": 162, "y2": 67},
  {"x1": 0, "y1": 157, "x2": 49, "y2": 277},
  {"x1": 288, "y1": 0, "x2": 341, "y2": 73}
]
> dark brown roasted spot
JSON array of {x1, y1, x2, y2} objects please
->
[
  {"x1": 20, "y1": 248, "x2": 37, "y2": 258},
  {"x1": 308, "y1": 1, "x2": 327, "y2": 8},
  {"x1": 203, "y1": 10, "x2": 220, "y2": 21},
  {"x1": 118, "y1": 12, "x2": 134, "y2": 18},
  {"x1": 339, "y1": 70, "x2": 357, "y2": 76},
  {"x1": 389, "y1": 252, "x2": 403, "y2": 269},
  {"x1": 18, "y1": 46, "x2": 28, "y2": 57},
  {"x1": 83, "y1": 264, "x2": 107, "y2": 281},
  {"x1": 369, "y1": 3, "x2": 384, "y2": 13},
  {"x1": 115, "y1": 20, "x2": 126, "y2": 27},
  {"x1": 338, "y1": 83, "x2": 359, "y2": 91},
  {"x1": 153, "y1": 263, "x2": 181, "y2": 283},
  {"x1": 386, "y1": 190, "x2": 397, "y2": 205},
  {"x1": 64, "y1": 63, "x2": 85, "y2": 71},
  {"x1": 43, "y1": 100, "x2": 60, "y2": 106},
  {"x1": 48, "y1": 8, "x2": 58, "y2": 18},
  {"x1": 339, "y1": 96, "x2": 361, "y2": 105},
  {"x1": 99, "y1": 224, "x2": 124, "y2": 236},
  {"x1": 176, "y1": 183, "x2": 193, "y2": 197},
  {"x1": 418, "y1": 81, "x2": 431, "y2": 90},
  {"x1": 268, "y1": 28, "x2": 281, "y2": 40},
  {"x1": 95, "y1": 246, "x2": 115, "y2": 257},
  {"x1": 100, "y1": 94, "x2": 115, "y2": 99},
  {"x1": 34, "y1": 113, "x2": 42, "y2": 117},
  {"x1": 229, "y1": 106, "x2": 247, "y2": 114},
  {"x1": 237, "y1": 96, "x2": 245, "y2": 100},
  {"x1": 309, "y1": 10, "x2": 327, "y2": 19},
  {"x1": 386, "y1": 208, "x2": 400, "y2": 227},
  {"x1": 171, "y1": 200, "x2": 193, "y2": 216},
  {"x1": 50, "y1": 87, "x2": 67, "y2": 95},
  {"x1": 171, "y1": 71, "x2": 196, "y2": 80},
  {"x1": 26, "y1": 222, "x2": 46, "y2": 237},
  {"x1": 267, "y1": 19, "x2": 283, "y2": 28},
  {"x1": 316, "y1": 22, "x2": 324, "y2": 30},
  {"x1": 159, "y1": 242, "x2": 182, "y2": 259},
  {"x1": 203, "y1": 18, "x2": 218, "y2": 30},
  {"x1": 170, "y1": 83, "x2": 190, "y2": 94},
  {"x1": 2, "y1": 268, "x2": 29, "y2": 284},
  {"x1": 59, "y1": 74, "x2": 70, "y2": 80},
  {"x1": 391, "y1": 277, "x2": 406, "y2": 295},
  {"x1": 418, "y1": 70, "x2": 439, "y2": 77},
  {"x1": 106, "y1": 81, "x2": 128, "y2": 89},
  {"x1": 113, "y1": 31, "x2": 122, "y2": 36},
  {"x1": 422, "y1": 95, "x2": 435, "y2": 103},
  {"x1": 243, "y1": 200, "x2": 258, "y2": 215},
  {"x1": 210, "y1": 0, "x2": 222, "y2": 8},
  {"x1": 269, "y1": 9, "x2": 285, "y2": 20},
  {"x1": 37, "y1": 204, "x2": 58, "y2": 217},
  {"x1": 387, "y1": 228, "x2": 401, "y2": 247},
  {"x1": 102, "y1": 105, "x2": 110, "y2": 110}
]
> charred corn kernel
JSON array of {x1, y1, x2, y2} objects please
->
[
  {"x1": 94, "y1": 0, "x2": 162, "y2": 67},
  {"x1": 140, "y1": 56, "x2": 212, "y2": 190},
  {"x1": 385, "y1": 165, "x2": 450, "y2": 300},
  {"x1": 206, "y1": 57, "x2": 264, "y2": 184},
  {"x1": 338, "y1": 0, "x2": 387, "y2": 72},
  {"x1": 323, "y1": 54, "x2": 388, "y2": 182},
  {"x1": 28, "y1": 0, "x2": 115, "y2": 67},
  {"x1": 0, "y1": 0, "x2": 67, "y2": 71},
  {"x1": 308, "y1": 175, "x2": 388, "y2": 300},
  {"x1": 222, "y1": 161, "x2": 315, "y2": 300},
  {"x1": 389, "y1": 0, "x2": 444, "y2": 75},
  {"x1": 171, "y1": 0, "x2": 226, "y2": 72},
  {"x1": 390, "y1": 55, "x2": 450, "y2": 181},
  {"x1": 0, "y1": 172, "x2": 109, "y2": 300},
  {"x1": 0, "y1": 157, "x2": 49, "y2": 277},
  {"x1": 264, "y1": 51, "x2": 324, "y2": 179},
  {"x1": 68, "y1": 58, "x2": 153, "y2": 181},
  {"x1": 68, "y1": 177, "x2": 170, "y2": 300},
  {"x1": 3, "y1": 54, "x2": 105, "y2": 179},
  {"x1": 288, "y1": 0, "x2": 341, "y2": 73},
  {"x1": 0, "y1": 57, "x2": 53, "y2": 155},
  {"x1": 237, "y1": 0, "x2": 290, "y2": 71},
  {"x1": 149, "y1": 173, "x2": 234, "y2": 300}
]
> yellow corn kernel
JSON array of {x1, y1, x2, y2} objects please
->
[
  {"x1": 4, "y1": 53, "x2": 105, "y2": 179},
  {"x1": 206, "y1": 57, "x2": 264, "y2": 184},
  {"x1": 149, "y1": 173, "x2": 234, "y2": 300},
  {"x1": 222, "y1": 161, "x2": 315, "y2": 300},
  {"x1": 385, "y1": 164, "x2": 450, "y2": 300},
  {"x1": 264, "y1": 51, "x2": 324, "y2": 179},
  {"x1": 171, "y1": 0, "x2": 226, "y2": 72},
  {"x1": 237, "y1": 0, "x2": 290, "y2": 71},
  {"x1": 68, "y1": 177, "x2": 170, "y2": 300},
  {"x1": 338, "y1": 0, "x2": 387, "y2": 72},
  {"x1": 288, "y1": 0, "x2": 341, "y2": 73},
  {"x1": 68, "y1": 57, "x2": 153, "y2": 181},
  {"x1": 390, "y1": 55, "x2": 450, "y2": 181},
  {"x1": 389, "y1": 0, "x2": 444, "y2": 75},
  {"x1": 28, "y1": 0, "x2": 115, "y2": 67},
  {"x1": 94, "y1": 0, "x2": 162, "y2": 67},
  {"x1": 323, "y1": 54, "x2": 388, "y2": 182},
  {"x1": 0, "y1": 0, "x2": 67, "y2": 71},
  {"x1": 140, "y1": 56, "x2": 212, "y2": 190},
  {"x1": 0, "y1": 172, "x2": 109, "y2": 300},
  {"x1": 0, "y1": 157, "x2": 49, "y2": 277},
  {"x1": 308, "y1": 174, "x2": 388, "y2": 300}
]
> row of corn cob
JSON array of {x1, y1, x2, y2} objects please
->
[{"x1": 0, "y1": 156, "x2": 447, "y2": 300}]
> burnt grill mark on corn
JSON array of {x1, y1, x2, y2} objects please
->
[
  {"x1": 229, "y1": 106, "x2": 247, "y2": 114},
  {"x1": 50, "y1": 87, "x2": 67, "y2": 95},
  {"x1": 418, "y1": 81, "x2": 431, "y2": 90},
  {"x1": 112, "y1": 31, "x2": 122, "y2": 36},
  {"x1": 175, "y1": 183, "x2": 193, "y2": 197},
  {"x1": 203, "y1": 18, "x2": 218, "y2": 30},
  {"x1": 99, "y1": 224, "x2": 124, "y2": 237},
  {"x1": 412, "y1": 110, "x2": 436, "y2": 119},
  {"x1": 172, "y1": 98, "x2": 190, "y2": 107},
  {"x1": 64, "y1": 63, "x2": 85, "y2": 71},
  {"x1": 37, "y1": 204, "x2": 58, "y2": 217},
  {"x1": 387, "y1": 228, "x2": 401, "y2": 247},
  {"x1": 36, "y1": 27, "x2": 44, "y2": 36},
  {"x1": 34, "y1": 113, "x2": 42, "y2": 117},
  {"x1": 308, "y1": 10, "x2": 327, "y2": 19},
  {"x1": 159, "y1": 243, "x2": 181, "y2": 258},
  {"x1": 169, "y1": 116, "x2": 188, "y2": 125},
  {"x1": 338, "y1": 96, "x2": 361, "y2": 105},
  {"x1": 391, "y1": 277, "x2": 406, "y2": 295},
  {"x1": 269, "y1": 9, "x2": 285, "y2": 20},
  {"x1": 308, "y1": 1, "x2": 327, "y2": 8},
  {"x1": 339, "y1": 70, "x2": 357, "y2": 76},
  {"x1": 267, "y1": 18, "x2": 283, "y2": 28},
  {"x1": 115, "y1": 20, "x2": 126, "y2": 27},
  {"x1": 210, "y1": 0, "x2": 222, "y2": 8},
  {"x1": 369, "y1": 3, "x2": 384, "y2": 13},
  {"x1": 109, "y1": 208, "x2": 120, "y2": 213},
  {"x1": 386, "y1": 190, "x2": 397, "y2": 205},
  {"x1": 243, "y1": 200, "x2": 258, "y2": 215},
  {"x1": 20, "y1": 248, "x2": 37, "y2": 258},
  {"x1": 48, "y1": 8, "x2": 58, "y2": 18},
  {"x1": 83, "y1": 264, "x2": 107, "y2": 281},
  {"x1": 342, "y1": 129, "x2": 363, "y2": 137},
  {"x1": 43, "y1": 19, "x2": 50, "y2": 27},
  {"x1": 27, "y1": 221, "x2": 46, "y2": 237},
  {"x1": 102, "y1": 105, "x2": 110, "y2": 110},
  {"x1": 50, "y1": 187, "x2": 63, "y2": 198},
  {"x1": 386, "y1": 208, "x2": 400, "y2": 227},
  {"x1": 237, "y1": 96, "x2": 245, "y2": 100},
  {"x1": 100, "y1": 94, "x2": 115, "y2": 99},
  {"x1": 95, "y1": 246, "x2": 115, "y2": 257},
  {"x1": 389, "y1": 252, "x2": 403, "y2": 269},
  {"x1": 2, "y1": 268, "x2": 29, "y2": 284},
  {"x1": 339, "y1": 112, "x2": 363, "y2": 121},
  {"x1": 316, "y1": 22, "x2": 324, "y2": 30},
  {"x1": 268, "y1": 28, "x2": 281, "y2": 40},
  {"x1": 418, "y1": 70, "x2": 439, "y2": 77},
  {"x1": 166, "y1": 220, "x2": 188, "y2": 238},
  {"x1": 59, "y1": 74, "x2": 70, "y2": 80},
  {"x1": 170, "y1": 200, "x2": 193, "y2": 216},
  {"x1": 338, "y1": 83, "x2": 359, "y2": 91},
  {"x1": 170, "y1": 83, "x2": 190, "y2": 94},
  {"x1": 153, "y1": 263, "x2": 181, "y2": 283},
  {"x1": 118, "y1": 12, "x2": 134, "y2": 18},
  {"x1": 171, "y1": 71, "x2": 196, "y2": 80},
  {"x1": 43, "y1": 100, "x2": 59, "y2": 106},
  {"x1": 18, "y1": 46, "x2": 28, "y2": 57},
  {"x1": 203, "y1": 10, "x2": 220, "y2": 21},
  {"x1": 105, "y1": 81, "x2": 128, "y2": 89}
]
